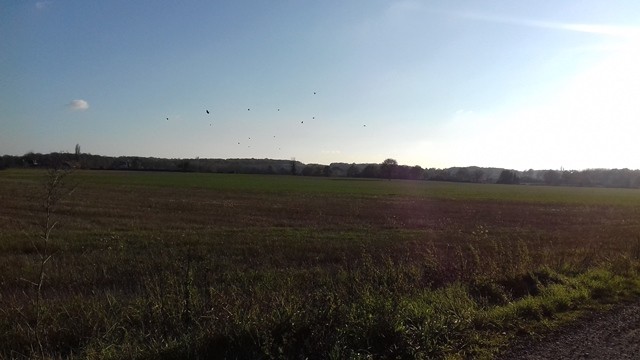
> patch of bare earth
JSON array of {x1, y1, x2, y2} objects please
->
[{"x1": 498, "y1": 300, "x2": 640, "y2": 359}]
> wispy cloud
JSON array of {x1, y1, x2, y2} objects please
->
[
  {"x1": 67, "y1": 99, "x2": 89, "y2": 111},
  {"x1": 456, "y1": 12, "x2": 640, "y2": 39},
  {"x1": 35, "y1": 1, "x2": 53, "y2": 10},
  {"x1": 560, "y1": 23, "x2": 640, "y2": 38}
]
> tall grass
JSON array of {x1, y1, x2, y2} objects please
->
[{"x1": 1, "y1": 170, "x2": 640, "y2": 358}]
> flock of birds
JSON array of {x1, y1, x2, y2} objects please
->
[{"x1": 164, "y1": 91, "x2": 367, "y2": 152}]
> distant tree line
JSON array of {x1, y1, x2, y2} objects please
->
[
  {"x1": 539, "y1": 168, "x2": 640, "y2": 188},
  {"x1": 332, "y1": 160, "x2": 425, "y2": 181},
  {"x1": 0, "y1": 151, "x2": 301, "y2": 175},
  {"x1": 3, "y1": 151, "x2": 640, "y2": 189},
  {"x1": 496, "y1": 170, "x2": 520, "y2": 185}
]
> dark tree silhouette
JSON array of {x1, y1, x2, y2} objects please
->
[
  {"x1": 347, "y1": 164, "x2": 360, "y2": 178},
  {"x1": 361, "y1": 164, "x2": 380, "y2": 178},
  {"x1": 380, "y1": 158, "x2": 398, "y2": 180},
  {"x1": 497, "y1": 170, "x2": 520, "y2": 184},
  {"x1": 409, "y1": 165, "x2": 424, "y2": 180},
  {"x1": 543, "y1": 170, "x2": 561, "y2": 185}
]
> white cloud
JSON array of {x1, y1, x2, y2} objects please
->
[
  {"x1": 558, "y1": 24, "x2": 640, "y2": 39},
  {"x1": 455, "y1": 11, "x2": 640, "y2": 40},
  {"x1": 67, "y1": 99, "x2": 89, "y2": 111},
  {"x1": 35, "y1": 1, "x2": 52, "y2": 10}
]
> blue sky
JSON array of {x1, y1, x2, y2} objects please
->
[{"x1": 2, "y1": 1, "x2": 640, "y2": 170}]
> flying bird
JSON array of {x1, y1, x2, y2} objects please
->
[
  {"x1": 206, "y1": 110, "x2": 210, "y2": 114},
  {"x1": 166, "y1": 117, "x2": 169, "y2": 121}
]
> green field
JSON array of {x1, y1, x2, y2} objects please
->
[{"x1": 2, "y1": 169, "x2": 640, "y2": 359}]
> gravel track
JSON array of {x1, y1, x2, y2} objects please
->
[{"x1": 498, "y1": 300, "x2": 640, "y2": 359}]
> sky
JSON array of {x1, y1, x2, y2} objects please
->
[{"x1": 2, "y1": 1, "x2": 640, "y2": 170}]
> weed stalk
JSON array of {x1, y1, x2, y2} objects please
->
[{"x1": 30, "y1": 165, "x2": 75, "y2": 358}]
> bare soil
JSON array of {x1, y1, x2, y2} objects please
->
[{"x1": 498, "y1": 300, "x2": 640, "y2": 359}]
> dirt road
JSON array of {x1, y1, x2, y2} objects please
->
[{"x1": 498, "y1": 300, "x2": 640, "y2": 359}]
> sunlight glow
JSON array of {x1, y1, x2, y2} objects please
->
[{"x1": 412, "y1": 11, "x2": 640, "y2": 170}]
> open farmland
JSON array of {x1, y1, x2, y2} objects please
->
[{"x1": 1, "y1": 169, "x2": 640, "y2": 359}]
